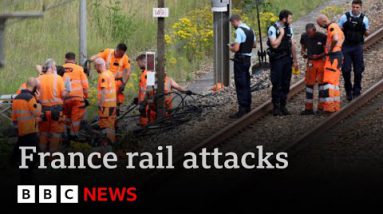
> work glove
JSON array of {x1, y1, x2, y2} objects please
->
[{"x1": 185, "y1": 90, "x2": 193, "y2": 96}]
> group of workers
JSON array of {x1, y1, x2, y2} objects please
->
[
  {"x1": 230, "y1": 0, "x2": 369, "y2": 117},
  {"x1": 11, "y1": 43, "x2": 191, "y2": 156}
]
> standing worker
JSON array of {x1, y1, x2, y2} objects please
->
[
  {"x1": 300, "y1": 23, "x2": 327, "y2": 115},
  {"x1": 62, "y1": 52, "x2": 89, "y2": 139},
  {"x1": 135, "y1": 54, "x2": 151, "y2": 127},
  {"x1": 90, "y1": 43, "x2": 131, "y2": 116},
  {"x1": 38, "y1": 59, "x2": 67, "y2": 152},
  {"x1": 11, "y1": 77, "x2": 41, "y2": 181},
  {"x1": 94, "y1": 58, "x2": 117, "y2": 143},
  {"x1": 339, "y1": 0, "x2": 369, "y2": 101},
  {"x1": 317, "y1": 14, "x2": 345, "y2": 113},
  {"x1": 267, "y1": 10, "x2": 299, "y2": 116},
  {"x1": 229, "y1": 14, "x2": 256, "y2": 119}
]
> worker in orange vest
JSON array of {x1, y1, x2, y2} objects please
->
[
  {"x1": 11, "y1": 77, "x2": 41, "y2": 181},
  {"x1": 135, "y1": 54, "x2": 151, "y2": 127},
  {"x1": 38, "y1": 59, "x2": 67, "y2": 152},
  {"x1": 16, "y1": 65, "x2": 43, "y2": 95},
  {"x1": 317, "y1": 15, "x2": 345, "y2": 113},
  {"x1": 135, "y1": 54, "x2": 192, "y2": 126},
  {"x1": 300, "y1": 23, "x2": 327, "y2": 115},
  {"x1": 90, "y1": 43, "x2": 131, "y2": 117},
  {"x1": 94, "y1": 58, "x2": 117, "y2": 143},
  {"x1": 62, "y1": 52, "x2": 89, "y2": 138}
]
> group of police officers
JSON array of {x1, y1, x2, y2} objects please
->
[{"x1": 230, "y1": 0, "x2": 369, "y2": 118}]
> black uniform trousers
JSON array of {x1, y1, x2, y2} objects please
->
[
  {"x1": 234, "y1": 56, "x2": 252, "y2": 112},
  {"x1": 342, "y1": 44, "x2": 365, "y2": 96},
  {"x1": 270, "y1": 56, "x2": 293, "y2": 107}
]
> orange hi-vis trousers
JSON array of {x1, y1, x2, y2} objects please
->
[
  {"x1": 305, "y1": 59, "x2": 325, "y2": 111},
  {"x1": 64, "y1": 98, "x2": 86, "y2": 136},
  {"x1": 115, "y1": 78, "x2": 125, "y2": 107},
  {"x1": 320, "y1": 52, "x2": 343, "y2": 112},
  {"x1": 39, "y1": 106, "x2": 64, "y2": 152},
  {"x1": 98, "y1": 106, "x2": 116, "y2": 143}
]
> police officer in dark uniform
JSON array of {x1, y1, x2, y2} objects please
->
[
  {"x1": 267, "y1": 10, "x2": 298, "y2": 116},
  {"x1": 229, "y1": 14, "x2": 256, "y2": 119},
  {"x1": 339, "y1": 0, "x2": 369, "y2": 100}
]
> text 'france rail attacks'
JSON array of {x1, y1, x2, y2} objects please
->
[{"x1": 18, "y1": 145, "x2": 288, "y2": 170}]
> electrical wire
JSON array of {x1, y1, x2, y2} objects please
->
[{"x1": 6, "y1": 0, "x2": 76, "y2": 26}]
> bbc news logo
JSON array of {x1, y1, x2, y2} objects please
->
[
  {"x1": 18, "y1": 185, "x2": 78, "y2": 203},
  {"x1": 17, "y1": 185, "x2": 137, "y2": 203}
]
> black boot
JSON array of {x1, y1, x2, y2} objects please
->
[
  {"x1": 301, "y1": 109, "x2": 314, "y2": 115},
  {"x1": 353, "y1": 91, "x2": 360, "y2": 99},
  {"x1": 230, "y1": 107, "x2": 250, "y2": 119},
  {"x1": 346, "y1": 91, "x2": 353, "y2": 101},
  {"x1": 280, "y1": 104, "x2": 290, "y2": 116},
  {"x1": 272, "y1": 103, "x2": 282, "y2": 116}
]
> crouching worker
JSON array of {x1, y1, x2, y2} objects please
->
[
  {"x1": 11, "y1": 77, "x2": 41, "y2": 182},
  {"x1": 134, "y1": 54, "x2": 192, "y2": 127},
  {"x1": 94, "y1": 58, "x2": 117, "y2": 143}
]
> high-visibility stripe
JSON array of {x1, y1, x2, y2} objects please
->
[
  {"x1": 72, "y1": 121, "x2": 81, "y2": 127},
  {"x1": 13, "y1": 110, "x2": 32, "y2": 114},
  {"x1": 53, "y1": 74, "x2": 57, "y2": 97},
  {"x1": 70, "y1": 87, "x2": 83, "y2": 92},
  {"x1": 16, "y1": 115, "x2": 35, "y2": 121},
  {"x1": 319, "y1": 97, "x2": 341, "y2": 102},
  {"x1": 319, "y1": 84, "x2": 340, "y2": 91},
  {"x1": 71, "y1": 80, "x2": 82, "y2": 84},
  {"x1": 40, "y1": 98, "x2": 63, "y2": 104},
  {"x1": 104, "y1": 98, "x2": 117, "y2": 102},
  {"x1": 305, "y1": 99, "x2": 314, "y2": 103},
  {"x1": 306, "y1": 87, "x2": 314, "y2": 94},
  {"x1": 51, "y1": 133, "x2": 62, "y2": 138}
]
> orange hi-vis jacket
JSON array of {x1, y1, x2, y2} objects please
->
[
  {"x1": 139, "y1": 76, "x2": 174, "y2": 126},
  {"x1": 147, "y1": 76, "x2": 174, "y2": 112},
  {"x1": 98, "y1": 70, "x2": 117, "y2": 108},
  {"x1": 38, "y1": 73, "x2": 65, "y2": 107},
  {"x1": 138, "y1": 69, "x2": 148, "y2": 103},
  {"x1": 325, "y1": 23, "x2": 345, "y2": 54},
  {"x1": 63, "y1": 63, "x2": 89, "y2": 100},
  {"x1": 16, "y1": 82, "x2": 27, "y2": 95},
  {"x1": 97, "y1": 49, "x2": 131, "y2": 80},
  {"x1": 12, "y1": 89, "x2": 41, "y2": 136},
  {"x1": 164, "y1": 77, "x2": 173, "y2": 111}
]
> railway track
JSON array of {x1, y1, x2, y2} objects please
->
[
  {"x1": 285, "y1": 73, "x2": 383, "y2": 156},
  {"x1": 142, "y1": 26, "x2": 383, "y2": 186},
  {"x1": 187, "y1": 25, "x2": 383, "y2": 156}
]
